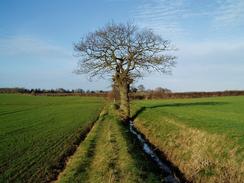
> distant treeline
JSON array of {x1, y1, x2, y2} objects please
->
[
  {"x1": 1, "y1": 87, "x2": 244, "y2": 99},
  {"x1": 129, "y1": 90, "x2": 244, "y2": 99},
  {"x1": 0, "y1": 87, "x2": 108, "y2": 97}
]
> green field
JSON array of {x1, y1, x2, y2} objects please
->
[
  {"x1": 0, "y1": 94, "x2": 103, "y2": 182},
  {"x1": 132, "y1": 96, "x2": 244, "y2": 182},
  {"x1": 1, "y1": 94, "x2": 244, "y2": 183}
]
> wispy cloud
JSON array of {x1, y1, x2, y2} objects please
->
[
  {"x1": 177, "y1": 41, "x2": 244, "y2": 64},
  {"x1": 132, "y1": 0, "x2": 244, "y2": 38},
  {"x1": 141, "y1": 40, "x2": 244, "y2": 91},
  {"x1": 213, "y1": 0, "x2": 244, "y2": 29},
  {"x1": 132, "y1": 0, "x2": 187, "y2": 38},
  {"x1": 0, "y1": 35, "x2": 72, "y2": 60}
]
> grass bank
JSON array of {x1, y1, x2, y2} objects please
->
[{"x1": 132, "y1": 96, "x2": 244, "y2": 182}]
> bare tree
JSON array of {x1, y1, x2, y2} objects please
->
[
  {"x1": 138, "y1": 84, "x2": 145, "y2": 92},
  {"x1": 155, "y1": 87, "x2": 172, "y2": 93},
  {"x1": 74, "y1": 22, "x2": 176, "y2": 120}
]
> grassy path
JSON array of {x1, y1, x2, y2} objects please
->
[{"x1": 57, "y1": 107, "x2": 163, "y2": 183}]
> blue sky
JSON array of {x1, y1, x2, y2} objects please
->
[{"x1": 0, "y1": 0, "x2": 243, "y2": 91}]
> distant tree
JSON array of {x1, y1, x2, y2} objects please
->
[
  {"x1": 137, "y1": 84, "x2": 145, "y2": 92},
  {"x1": 31, "y1": 90, "x2": 36, "y2": 95},
  {"x1": 74, "y1": 22, "x2": 176, "y2": 120},
  {"x1": 130, "y1": 86, "x2": 138, "y2": 93},
  {"x1": 155, "y1": 87, "x2": 172, "y2": 93},
  {"x1": 56, "y1": 88, "x2": 66, "y2": 93},
  {"x1": 75, "y1": 88, "x2": 85, "y2": 93}
]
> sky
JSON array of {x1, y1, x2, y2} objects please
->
[{"x1": 0, "y1": 0, "x2": 243, "y2": 92}]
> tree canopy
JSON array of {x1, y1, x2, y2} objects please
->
[{"x1": 74, "y1": 22, "x2": 176, "y2": 119}]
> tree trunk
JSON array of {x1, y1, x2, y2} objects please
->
[{"x1": 119, "y1": 82, "x2": 130, "y2": 120}]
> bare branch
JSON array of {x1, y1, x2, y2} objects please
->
[{"x1": 74, "y1": 22, "x2": 176, "y2": 83}]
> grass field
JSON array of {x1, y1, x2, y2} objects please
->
[
  {"x1": 0, "y1": 94, "x2": 103, "y2": 182},
  {"x1": 1, "y1": 94, "x2": 244, "y2": 183},
  {"x1": 132, "y1": 96, "x2": 244, "y2": 182}
]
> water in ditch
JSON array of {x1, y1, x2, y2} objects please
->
[{"x1": 129, "y1": 121, "x2": 182, "y2": 183}]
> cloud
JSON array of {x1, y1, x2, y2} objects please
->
[
  {"x1": 0, "y1": 35, "x2": 72, "y2": 60},
  {"x1": 132, "y1": 0, "x2": 244, "y2": 38},
  {"x1": 178, "y1": 41, "x2": 244, "y2": 59},
  {"x1": 213, "y1": 0, "x2": 244, "y2": 29},
  {"x1": 132, "y1": 0, "x2": 187, "y2": 38},
  {"x1": 139, "y1": 40, "x2": 244, "y2": 91},
  {"x1": 0, "y1": 35, "x2": 108, "y2": 90}
]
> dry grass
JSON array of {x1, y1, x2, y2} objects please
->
[{"x1": 134, "y1": 117, "x2": 244, "y2": 183}]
